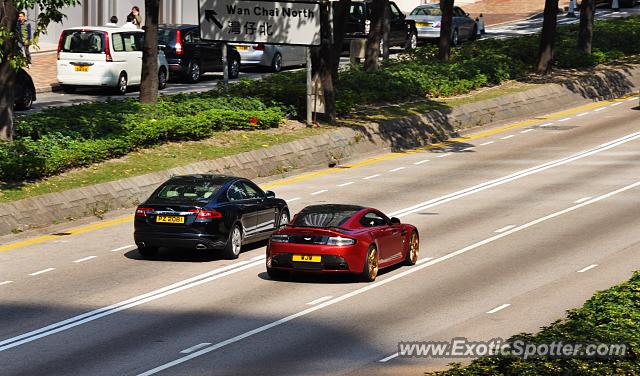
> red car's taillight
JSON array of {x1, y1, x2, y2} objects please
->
[
  {"x1": 57, "y1": 32, "x2": 64, "y2": 60},
  {"x1": 254, "y1": 43, "x2": 265, "y2": 51},
  {"x1": 175, "y1": 29, "x2": 184, "y2": 54},
  {"x1": 188, "y1": 209, "x2": 222, "y2": 219},
  {"x1": 135, "y1": 207, "x2": 154, "y2": 217},
  {"x1": 104, "y1": 31, "x2": 113, "y2": 62}
]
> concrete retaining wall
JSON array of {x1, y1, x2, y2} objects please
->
[{"x1": 1, "y1": 65, "x2": 638, "y2": 236}]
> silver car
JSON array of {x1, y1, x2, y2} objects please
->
[
  {"x1": 232, "y1": 43, "x2": 307, "y2": 72},
  {"x1": 406, "y1": 4, "x2": 477, "y2": 46}
]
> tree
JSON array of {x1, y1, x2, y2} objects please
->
[
  {"x1": 364, "y1": 0, "x2": 388, "y2": 72},
  {"x1": 437, "y1": 0, "x2": 454, "y2": 61},
  {"x1": 330, "y1": 0, "x2": 351, "y2": 81},
  {"x1": 0, "y1": 0, "x2": 80, "y2": 141},
  {"x1": 577, "y1": 0, "x2": 595, "y2": 54},
  {"x1": 536, "y1": 0, "x2": 559, "y2": 75},
  {"x1": 140, "y1": 0, "x2": 159, "y2": 104}
]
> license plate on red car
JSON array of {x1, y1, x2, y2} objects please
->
[{"x1": 292, "y1": 255, "x2": 321, "y2": 262}]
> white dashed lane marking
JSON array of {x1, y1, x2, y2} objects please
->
[
  {"x1": 338, "y1": 182, "x2": 355, "y2": 187},
  {"x1": 29, "y1": 268, "x2": 55, "y2": 277}
]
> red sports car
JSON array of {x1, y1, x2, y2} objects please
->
[{"x1": 266, "y1": 204, "x2": 420, "y2": 282}]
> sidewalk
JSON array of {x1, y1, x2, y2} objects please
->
[{"x1": 28, "y1": 52, "x2": 58, "y2": 93}]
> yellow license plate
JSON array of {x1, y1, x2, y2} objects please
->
[
  {"x1": 156, "y1": 215, "x2": 185, "y2": 224},
  {"x1": 416, "y1": 22, "x2": 431, "y2": 27},
  {"x1": 74, "y1": 66, "x2": 89, "y2": 72},
  {"x1": 236, "y1": 46, "x2": 249, "y2": 50},
  {"x1": 292, "y1": 255, "x2": 321, "y2": 263}
]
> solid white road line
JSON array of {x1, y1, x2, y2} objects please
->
[
  {"x1": 520, "y1": 129, "x2": 534, "y2": 134},
  {"x1": 436, "y1": 153, "x2": 452, "y2": 158},
  {"x1": 495, "y1": 225, "x2": 516, "y2": 233},
  {"x1": 250, "y1": 255, "x2": 266, "y2": 262},
  {"x1": 413, "y1": 159, "x2": 430, "y2": 165},
  {"x1": 389, "y1": 167, "x2": 406, "y2": 172},
  {"x1": 138, "y1": 180, "x2": 640, "y2": 376},
  {"x1": 0, "y1": 260, "x2": 263, "y2": 352},
  {"x1": 480, "y1": 141, "x2": 494, "y2": 146},
  {"x1": 486, "y1": 304, "x2": 511, "y2": 314},
  {"x1": 539, "y1": 123, "x2": 554, "y2": 127},
  {"x1": 0, "y1": 281, "x2": 13, "y2": 286},
  {"x1": 593, "y1": 107, "x2": 606, "y2": 112},
  {"x1": 574, "y1": 196, "x2": 592, "y2": 204},
  {"x1": 626, "y1": 97, "x2": 637, "y2": 102},
  {"x1": 379, "y1": 353, "x2": 400, "y2": 363},
  {"x1": 110, "y1": 245, "x2": 135, "y2": 252},
  {"x1": 311, "y1": 190, "x2": 328, "y2": 195},
  {"x1": 577, "y1": 264, "x2": 598, "y2": 273},
  {"x1": 180, "y1": 343, "x2": 212, "y2": 354},
  {"x1": 29, "y1": 268, "x2": 55, "y2": 276},
  {"x1": 558, "y1": 118, "x2": 572, "y2": 122},
  {"x1": 610, "y1": 102, "x2": 623, "y2": 107},
  {"x1": 364, "y1": 174, "x2": 381, "y2": 180},
  {"x1": 286, "y1": 198, "x2": 301, "y2": 202},
  {"x1": 389, "y1": 131, "x2": 640, "y2": 218},
  {"x1": 576, "y1": 112, "x2": 590, "y2": 117},
  {"x1": 416, "y1": 257, "x2": 434, "y2": 265},
  {"x1": 73, "y1": 256, "x2": 97, "y2": 263},
  {"x1": 461, "y1": 147, "x2": 475, "y2": 151},
  {"x1": 501, "y1": 135, "x2": 515, "y2": 140},
  {"x1": 306, "y1": 296, "x2": 334, "y2": 306},
  {"x1": 338, "y1": 182, "x2": 355, "y2": 187}
]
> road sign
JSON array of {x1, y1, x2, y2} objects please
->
[{"x1": 199, "y1": 0, "x2": 322, "y2": 46}]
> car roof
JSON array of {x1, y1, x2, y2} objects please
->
[
  {"x1": 167, "y1": 174, "x2": 239, "y2": 185},
  {"x1": 299, "y1": 204, "x2": 367, "y2": 213},
  {"x1": 413, "y1": 4, "x2": 439, "y2": 9},
  {"x1": 62, "y1": 25, "x2": 143, "y2": 32}
]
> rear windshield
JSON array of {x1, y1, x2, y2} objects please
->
[
  {"x1": 158, "y1": 29, "x2": 176, "y2": 46},
  {"x1": 60, "y1": 30, "x2": 105, "y2": 53},
  {"x1": 155, "y1": 182, "x2": 222, "y2": 203},
  {"x1": 293, "y1": 208, "x2": 359, "y2": 228},
  {"x1": 410, "y1": 7, "x2": 442, "y2": 16}
]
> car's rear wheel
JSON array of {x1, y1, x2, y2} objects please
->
[
  {"x1": 277, "y1": 208, "x2": 290, "y2": 228},
  {"x1": 452, "y1": 29, "x2": 460, "y2": 47},
  {"x1": 405, "y1": 231, "x2": 419, "y2": 266},
  {"x1": 158, "y1": 68, "x2": 168, "y2": 90},
  {"x1": 360, "y1": 246, "x2": 379, "y2": 282},
  {"x1": 405, "y1": 31, "x2": 418, "y2": 50},
  {"x1": 138, "y1": 246, "x2": 158, "y2": 258},
  {"x1": 187, "y1": 60, "x2": 201, "y2": 83},
  {"x1": 15, "y1": 86, "x2": 34, "y2": 110},
  {"x1": 115, "y1": 73, "x2": 128, "y2": 95},
  {"x1": 229, "y1": 56, "x2": 240, "y2": 79},
  {"x1": 271, "y1": 52, "x2": 283, "y2": 72},
  {"x1": 222, "y1": 224, "x2": 243, "y2": 259}
]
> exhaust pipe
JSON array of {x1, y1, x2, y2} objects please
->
[{"x1": 195, "y1": 243, "x2": 207, "y2": 250}]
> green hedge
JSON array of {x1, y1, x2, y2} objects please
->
[
  {"x1": 1, "y1": 95, "x2": 285, "y2": 181},
  {"x1": 427, "y1": 271, "x2": 640, "y2": 375}
]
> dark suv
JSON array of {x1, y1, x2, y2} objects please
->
[
  {"x1": 158, "y1": 24, "x2": 241, "y2": 83},
  {"x1": 339, "y1": 1, "x2": 417, "y2": 51}
]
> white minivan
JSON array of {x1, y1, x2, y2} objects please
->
[{"x1": 56, "y1": 25, "x2": 169, "y2": 95}]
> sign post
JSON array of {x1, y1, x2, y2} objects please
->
[{"x1": 199, "y1": 0, "x2": 321, "y2": 125}]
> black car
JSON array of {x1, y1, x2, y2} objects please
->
[
  {"x1": 339, "y1": 1, "x2": 418, "y2": 51},
  {"x1": 14, "y1": 68, "x2": 36, "y2": 111},
  {"x1": 134, "y1": 175, "x2": 289, "y2": 259},
  {"x1": 158, "y1": 24, "x2": 241, "y2": 83}
]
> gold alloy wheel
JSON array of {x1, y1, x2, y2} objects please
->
[
  {"x1": 368, "y1": 248, "x2": 379, "y2": 281},
  {"x1": 409, "y1": 232, "x2": 419, "y2": 264}
]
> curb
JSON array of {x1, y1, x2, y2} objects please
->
[{"x1": 1, "y1": 64, "x2": 639, "y2": 236}]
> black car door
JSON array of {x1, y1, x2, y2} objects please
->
[
  {"x1": 388, "y1": 2, "x2": 406, "y2": 46},
  {"x1": 195, "y1": 26, "x2": 223, "y2": 71},
  {"x1": 226, "y1": 182, "x2": 258, "y2": 237},
  {"x1": 240, "y1": 181, "x2": 278, "y2": 235}
]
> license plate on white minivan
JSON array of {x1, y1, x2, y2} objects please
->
[{"x1": 75, "y1": 66, "x2": 89, "y2": 72}]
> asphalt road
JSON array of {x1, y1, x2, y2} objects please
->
[
  {"x1": 1, "y1": 92, "x2": 639, "y2": 375},
  {"x1": 22, "y1": 3, "x2": 640, "y2": 112}
]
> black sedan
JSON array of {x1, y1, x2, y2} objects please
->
[
  {"x1": 15, "y1": 68, "x2": 36, "y2": 110},
  {"x1": 134, "y1": 175, "x2": 289, "y2": 259}
]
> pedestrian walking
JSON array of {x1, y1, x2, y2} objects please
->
[
  {"x1": 106, "y1": 15, "x2": 118, "y2": 26},
  {"x1": 16, "y1": 11, "x2": 32, "y2": 65},
  {"x1": 126, "y1": 6, "x2": 143, "y2": 28}
]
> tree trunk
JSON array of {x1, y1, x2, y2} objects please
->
[
  {"x1": 381, "y1": 2, "x2": 390, "y2": 60},
  {"x1": 437, "y1": 0, "x2": 454, "y2": 61},
  {"x1": 0, "y1": 0, "x2": 18, "y2": 141},
  {"x1": 330, "y1": 0, "x2": 351, "y2": 81},
  {"x1": 140, "y1": 0, "x2": 160, "y2": 104},
  {"x1": 311, "y1": 1, "x2": 336, "y2": 123},
  {"x1": 577, "y1": 0, "x2": 595, "y2": 54},
  {"x1": 536, "y1": 0, "x2": 559, "y2": 75},
  {"x1": 364, "y1": 0, "x2": 388, "y2": 72}
]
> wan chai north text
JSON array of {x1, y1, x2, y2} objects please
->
[{"x1": 226, "y1": 5, "x2": 315, "y2": 18}]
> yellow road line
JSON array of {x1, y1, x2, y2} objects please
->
[{"x1": 2, "y1": 93, "x2": 637, "y2": 253}]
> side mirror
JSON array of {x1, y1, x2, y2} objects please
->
[
  {"x1": 390, "y1": 217, "x2": 401, "y2": 225},
  {"x1": 265, "y1": 190, "x2": 276, "y2": 198}
]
